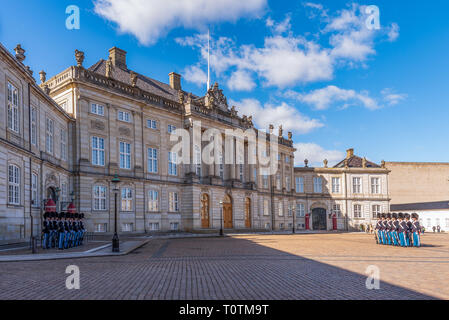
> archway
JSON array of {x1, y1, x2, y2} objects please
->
[
  {"x1": 201, "y1": 193, "x2": 210, "y2": 228},
  {"x1": 46, "y1": 187, "x2": 57, "y2": 203},
  {"x1": 222, "y1": 194, "x2": 233, "y2": 229},
  {"x1": 312, "y1": 208, "x2": 327, "y2": 230},
  {"x1": 245, "y1": 197, "x2": 251, "y2": 228}
]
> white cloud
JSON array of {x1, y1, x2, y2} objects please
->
[
  {"x1": 294, "y1": 143, "x2": 344, "y2": 167},
  {"x1": 227, "y1": 70, "x2": 256, "y2": 91},
  {"x1": 94, "y1": 0, "x2": 267, "y2": 45},
  {"x1": 184, "y1": 65, "x2": 207, "y2": 87},
  {"x1": 287, "y1": 85, "x2": 381, "y2": 110},
  {"x1": 230, "y1": 98, "x2": 324, "y2": 134},
  {"x1": 387, "y1": 23, "x2": 400, "y2": 42},
  {"x1": 266, "y1": 15, "x2": 292, "y2": 34},
  {"x1": 381, "y1": 88, "x2": 407, "y2": 106}
]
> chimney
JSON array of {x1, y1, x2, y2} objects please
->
[
  {"x1": 108, "y1": 47, "x2": 127, "y2": 69},
  {"x1": 169, "y1": 72, "x2": 181, "y2": 90},
  {"x1": 346, "y1": 148, "x2": 354, "y2": 159}
]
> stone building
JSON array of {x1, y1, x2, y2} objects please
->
[{"x1": 0, "y1": 43, "x2": 390, "y2": 242}]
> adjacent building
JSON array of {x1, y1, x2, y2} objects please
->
[{"x1": 0, "y1": 42, "x2": 389, "y2": 242}]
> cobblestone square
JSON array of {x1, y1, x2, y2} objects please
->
[{"x1": 0, "y1": 233, "x2": 448, "y2": 300}]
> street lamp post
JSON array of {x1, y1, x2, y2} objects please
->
[
  {"x1": 292, "y1": 207, "x2": 296, "y2": 234},
  {"x1": 111, "y1": 174, "x2": 120, "y2": 252},
  {"x1": 219, "y1": 200, "x2": 224, "y2": 236}
]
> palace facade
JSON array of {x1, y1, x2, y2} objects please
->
[{"x1": 0, "y1": 43, "x2": 390, "y2": 242}]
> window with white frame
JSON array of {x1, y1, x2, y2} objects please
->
[
  {"x1": 353, "y1": 177, "x2": 362, "y2": 194},
  {"x1": 313, "y1": 177, "x2": 323, "y2": 193},
  {"x1": 93, "y1": 186, "x2": 107, "y2": 211},
  {"x1": 94, "y1": 223, "x2": 107, "y2": 233},
  {"x1": 149, "y1": 223, "x2": 160, "y2": 231},
  {"x1": 60, "y1": 128, "x2": 67, "y2": 161},
  {"x1": 148, "y1": 190, "x2": 159, "y2": 212},
  {"x1": 147, "y1": 119, "x2": 157, "y2": 129},
  {"x1": 61, "y1": 182, "x2": 68, "y2": 202},
  {"x1": 120, "y1": 142, "x2": 131, "y2": 169},
  {"x1": 7, "y1": 82, "x2": 19, "y2": 132},
  {"x1": 354, "y1": 204, "x2": 362, "y2": 218},
  {"x1": 262, "y1": 174, "x2": 269, "y2": 189},
  {"x1": 239, "y1": 164, "x2": 244, "y2": 181},
  {"x1": 8, "y1": 165, "x2": 20, "y2": 205},
  {"x1": 296, "y1": 203, "x2": 305, "y2": 217},
  {"x1": 332, "y1": 177, "x2": 341, "y2": 193},
  {"x1": 286, "y1": 176, "x2": 291, "y2": 191},
  {"x1": 445, "y1": 218, "x2": 449, "y2": 228},
  {"x1": 118, "y1": 110, "x2": 131, "y2": 122},
  {"x1": 169, "y1": 192, "x2": 179, "y2": 212},
  {"x1": 168, "y1": 152, "x2": 178, "y2": 176},
  {"x1": 295, "y1": 177, "x2": 304, "y2": 193},
  {"x1": 121, "y1": 188, "x2": 133, "y2": 211},
  {"x1": 288, "y1": 202, "x2": 293, "y2": 217},
  {"x1": 32, "y1": 173, "x2": 38, "y2": 207},
  {"x1": 263, "y1": 199, "x2": 269, "y2": 216},
  {"x1": 168, "y1": 124, "x2": 176, "y2": 133},
  {"x1": 278, "y1": 201, "x2": 284, "y2": 217},
  {"x1": 276, "y1": 175, "x2": 281, "y2": 190},
  {"x1": 31, "y1": 107, "x2": 37, "y2": 146},
  {"x1": 371, "y1": 177, "x2": 380, "y2": 194},
  {"x1": 332, "y1": 204, "x2": 342, "y2": 217},
  {"x1": 46, "y1": 118, "x2": 54, "y2": 154},
  {"x1": 218, "y1": 154, "x2": 223, "y2": 179},
  {"x1": 170, "y1": 222, "x2": 179, "y2": 231},
  {"x1": 253, "y1": 168, "x2": 257, "y2": 185},
  {"x1": 372, "y1": 204, "x2": 381, "y2": 218},
  {"x1": 92, "y1": 137, "x2": 105, "y2": 166},
  {"x1": 122, "y1": 223, "x2": 134, "y2": 232},
  {"x1": 91, "y1": 103, "x2": 104, "y2": 116},
  {"x1": 195, "y1": 145, "x2": 201, "y2": 176},
  {"x1": 147, "y1": 148, "x2": 158, "y2": 173},
  {"x1": 285, "y1": 155, "x2": 290, "y2": 164}
]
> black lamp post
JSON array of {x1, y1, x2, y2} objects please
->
[
  {"x1": 111, "y1": 174, "x2": 120, "y2": 252},
  {"x1": 219, "y1": 200, "x2": 224, "y2": 236},
  {"x1": 292, "y1": 206, "x2": 296, "y2": 234}
]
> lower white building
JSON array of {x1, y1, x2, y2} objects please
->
[{"x1": 391, "y1": 201, "x2": 449, "y2": 232}]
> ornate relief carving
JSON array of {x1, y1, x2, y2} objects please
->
[
  {"x1": 205, "y1": 82, "x2": 228, "y2": 111},
  {"x1": 91, "y1": 120, "x2": 105, "y2": 131},
  {"x1": 105, "y1": 57, "x2": 113, "y2": 78},
  {"x1": 14, "y1": 44, "x2": 26, "y2": 62},
  {"x1": 75, "y1": 49, "x2": 84, "y2": 67},
  {"x1": 118, "y1": 127, "x2": 131, "y2": 136},
  {"x1": 130, "y1": 71, "x2": 137, "y2": 87}
]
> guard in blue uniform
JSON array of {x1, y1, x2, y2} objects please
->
[
  {"x1": 385, "y1": 213, "x2": 393, "y2": 245},
  {"x1": 398, "y1": 213, "x2": 408, "y2": 247},
  {"x1": 57, "y1": 213, "x2": 66, "y2": 250},
  {"x1": 391, "y1": 213, "x2": 400, "y2": 246},
  {"x1": 374, "y1": 213, "x2": 383, "y2": 244},
  {"x1": 411, "y1": 213, "x2": 421, "y2": 247},
  {"x1": 42, "y1": 212, "x2": 51, "y2": 249},
  {"x1": 405, "y1": 213, "x2": 412, "y2": 247},
  {"x1": 380, "y1": 214, "x2": 388, "y2": 245}
]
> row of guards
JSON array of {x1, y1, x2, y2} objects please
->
[
  {"x1": 42, "y1": 199, "x2": 86, "y2": 250},
  {"x1": 304, "y1": 213, "x2": 339, "y2": 230}
]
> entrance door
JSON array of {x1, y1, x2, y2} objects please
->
[
  {"x1": 223, "y1": 195, "x2": 233, "y2": 229},
  {"x1": 312, "y1": 208, "x2": 327, "y2": 230},
  {"x1": 245, "y1": 198, "x2": 251, "y2": 228},
  {"x1": 201, "y1": 194, "x2": 210, "y2": 228}
]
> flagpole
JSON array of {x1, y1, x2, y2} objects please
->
[{"x1": 207, "y1": 29, "x2": 210, "y2": 91}]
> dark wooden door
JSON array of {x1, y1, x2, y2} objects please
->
[
  {"x1": 245, "y1": 198, "x2": 251, "y2": 228},
  {"x1": 223, "y1": 203, "x2": 233, "y2": 229},
  {"x1": 312, "y1": 208, "x2": 327, "y2": 230},
  {"x1": 201, "y1": 194, "x2": 210, "y2": 228}
]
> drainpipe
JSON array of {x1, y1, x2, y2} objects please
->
[{"x1": 28, "y1": 82, "x2": 36, "y2": 253}]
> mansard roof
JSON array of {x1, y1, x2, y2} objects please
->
[{"x1": 333, "y1": 155, "x2": 381, "y2": 168}]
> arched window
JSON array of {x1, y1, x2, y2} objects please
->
[{"x1": 8, "y1": 164, "x2": 20, "y2": 205}]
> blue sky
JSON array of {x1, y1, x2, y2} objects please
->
[{"x1": 1, "y1": 0, "x2": 448, "y2": 166}]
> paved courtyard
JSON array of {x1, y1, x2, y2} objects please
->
[{"x1": 0, "y1": 232, "x2": 448, "y2": 300}]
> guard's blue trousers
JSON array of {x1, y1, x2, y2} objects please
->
[
  {"x1": 377, "y1": 231, "x2": 383, "y2": 244},
  {"x1": 381, "y1": 231, "x2": 387, "y2": 245},
  {"x1": 391, "y1": 231, "x2": 399, "y2": 246},
  {"x1": 413, "y1": 232, "x2": 421, "y2": 247},
  {"x1": 43, "y1": 233, "x2": 50, "y2": 249},
  {"x1": 399, "y1": 232, "x2": 407, "y2": 247},
  {"x1": 386, "y1": 231, "x2": 392, "y2": 245},
  {"x1": 58, "y1": 232, "x2": 66, "y2": 249}
]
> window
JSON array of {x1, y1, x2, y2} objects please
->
[
  {"x1": 279, "y1": 223, "x2": 284, "y2": 230},
  {"x1": 60, "y1": 102, "x2": 68, "y2": 112},
  {"x1": 94, "y1": 223, "x2": 107, "y2": 233},
  {"x1": 332, "y1": 204, "x2": 342, "y2": 217},
  {"x1": 354, "y1": 204, "x2": 362, "y2": 218},
  {"x1": 60, "y1": 129, "x2": 67, "y2": 161},
  {"x1": 353, "y1": 177, "x2": 362, "y2": 194},
  {"x1": 313, "y1": 177, "x2": 322, "y2": 193},
  {"x1": 92, "y1": 137, "x2": 105, "y2": 166},
  {"x1": 93, "y1": 186, "x2": 107, "y2": 211},
  {"x1": 436, "y1": 218, "x2": 440, "y2": 226},
  {"x1": 118, "y1": 110, "x2": 131, "y2": 122},
  {"x1": 122, "y1": 223, "x2": 134, "y2": 232},
  {"x1": 168, "y1": 124, "x2": 176, "y2": 133},
  {"x1": 278, "y1": 201, "x2": 284, "y2": 217},
  {"x1": 120, "y1": 142, "x2": 131, "y2": 169},
  {"x1": 169, "y1": 192, "x2": 179, "y2": 212},
  {"x1": 286, "y1": 176, "x2": 291, "y2": 191},
  {"x1": 147, "y1": 148, "x2": 158, "y2": 173},
  {"x1": 445, "y1": 218, "x2": 449, "y2": 228},
  {"x1": 295, "y1": 177, "x2": 304, "y2": 193},
  {"x1": 148, "y1": 190, "x2": 159, "y2": 212},
  {"x1": 288, "y1": 202, "x2": 293, "y2": 217},
  {"x1": 265, "y1": 223, "x2": 271, "y2": 230},
  {"x1": 218, "y1": 154, "x2": 223, "y2": 179},
  {"x1": 239, "y1": 164, "x2": 244, "y2": 181},
  {"x1": 253, "y1": 168, "x2": 257, "y2": 185},
  {"x1": 31, "y1": 107, "x2": 37, "y2": 146},
  {"x1": 149, "y1": 223, "x2": 160, "y2": 231},
  {"x1": 168, "y1": 152, "x2": 178, "y2": 176},
  {"x1": 170, "y1": 222, "x2": 179, "y2": 231},
  {"x1": 262, "y1": 175, "x2": 269, "y2": 189},
  {"x1": 8, "y1": 165, "x2": 20, "y2": 205},
  {"x1": 296, "y1": 203, "x2": 305, "y2": 217},
  {"x1": 46, "y1": 118, "x2": 54, "y2": 154},
  {"x1": 195, "y1": 145, "x2": 201, "y2": 176},
  {"x1": 263, "y1": 199, "x2": 269, "y2": 216},
  {"x1": 332, "y1": 177, "x2": 340, "y2": 193},
  {"x1": 276, "y1": 175, "x2": 281, "y2": 190},
  {"x1": 91, "y1": 103, "x2": 104, "y2": 116},
  {"x1": 7, "y1": 82, "x2": 19, "y2": 132},
  {"x1": 32, "y1": 173, "x2": 38, "y2": 207},
  {"x1": 121, "y1": 188, "x2": 133, "y2": 211},
  {"x1": 372, "y1": 205, "x2": 381, "y2": 218},
  {"x1": 285, "y1": 155, "x2": 290, "y2": 163},
  {"x1": 147, "y1": 119, "x2": 157, "y2": 129},
  {"x1": 61, "y1": 182, "x2": 68, "y2": 202},
  {"x1": 371, "y1": 177, "x2": 380, "y2": 194},
  {"x1": 427, "y1": 218, "x2": 431, "y2": 228}
]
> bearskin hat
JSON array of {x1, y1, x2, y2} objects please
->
[
  {"x1": 381, "y1": 213, "x2": 386, "y2": 218},
  {"x1": 411, "y1": 213, "x2": 419, "y2": 219},
  {"x1": 80, "y1": 213, "x2": 85, "y2": 219},
  {"x1": 376, "y1": 213, "x2": 381, "y2": 219},
  {"x1": 392, "y1": 213, "x2": 398, "y2": 219},
  {"x1": 43, "y1": 212, "x2": 49, "y2": 219},
  {"x1": 60, "y1": 212, "x2": 65, "y2": 219},
  {"x1": 75, "y1": 213, "x2": 79, "y2": 219},
  {"x1": 387, "y1": 213, "x2": 392, "y2": 219},
  {"x1": 398, "y1": 212, "x2": 404, "y2": 219},
  {"x1": 404, "y1": 213, "x2": 411, "y2": 219}
]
